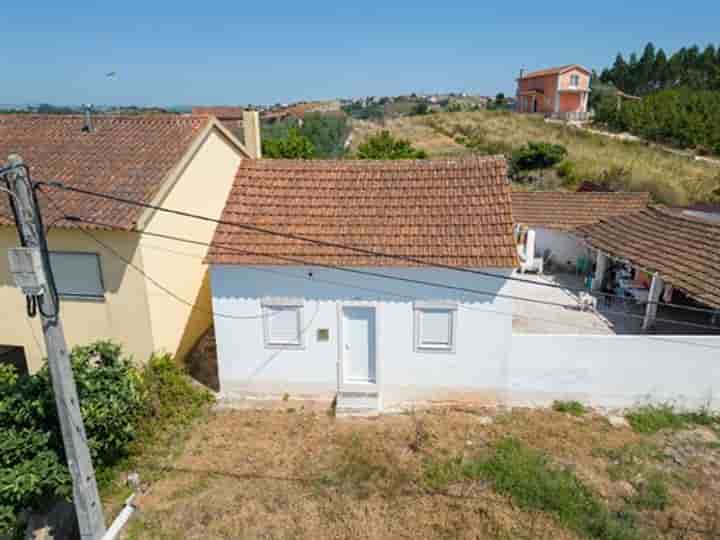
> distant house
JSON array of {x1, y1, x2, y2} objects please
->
[
  {"x1": 0, "y1": 112, "x2": 259, "y2": 373},
  {"x1": 206, "y1": 158, "x2": 517, "y2": 414},
  {"x1": 516, "y1": 65, "x2": 591, "y2": 118}
]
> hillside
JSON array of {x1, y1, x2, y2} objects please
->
[{"x1": 350, "y1": 111, "x2": 720, "y2": 205}]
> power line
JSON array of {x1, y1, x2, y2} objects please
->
[
  {"x1": 56, "y1": 212, "x2": 720, "y2": 334},
  {"x1": 37, "y1": 180, "x2": 720, "y2": 318}
]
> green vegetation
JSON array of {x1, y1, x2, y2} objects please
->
[
  {"x1": 356, "y1": 130, "x2": 428, "y2": 160},
  {"x1": 552, "y1": 400, "x2": 587, "y2": 416},
  {"x1": 0, "y1": 341, "x2": 213, "y2": 536},
  {"x1": 592, "y1": 442, "x2": 664, "y2": 482},
  {"x1": 261, "y1": 127, "x2": 316, "y2": 159},
  {"x1": 424, "y1": 438, "x2": 640, "y2": 540},
  {"x1": 595, "y1": 88, "x2": 720, "y2": 158},
  {"x1": 510, "y1": 141, "x2": 568, "y2": 180},
  {"x1": 629, "y1": 473, "x2": 671, "y2": 511},
  {"x1": 600, "y1": 42, "x2": 720, "y2": 96},
  {"x1": 262, "y1": 113, "x2": 350, "y2": 158},
  {"x1": 625, "y1": 403, "x2": 719, "y2": 434}
]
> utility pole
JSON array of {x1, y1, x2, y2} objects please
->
[{"x1": 3, "y1": 156, "x2": 106, "y2": 539}]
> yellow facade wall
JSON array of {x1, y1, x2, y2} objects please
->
[
  {"x1": 139, "y1": 128, "x2": 244, "y2": 360},
  {"x1": 0, "y1": 227, "x2": 155, "y2": 372},
  {"x1": 0, "y1": 125, "x2": 244, "y2": 372}
]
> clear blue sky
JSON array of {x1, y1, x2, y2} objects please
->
[{"x1": 2, "y1": 1, "x2": 719, "y2": 106}]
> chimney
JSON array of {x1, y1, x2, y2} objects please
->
[
  {"x1": 82, "y1": 104, "x2": 93, "y2": 133},
  {"x1": 519, "y1": 68, "x2": 525, "y2": 79},
  {"x1": 242, "y1": 110, "x2": 262, "y2": 159}
]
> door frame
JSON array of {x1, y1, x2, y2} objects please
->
[{"x1": 336, "y1": 302, "x2": 380, "y2": 392}]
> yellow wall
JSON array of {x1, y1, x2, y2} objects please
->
[
  {"x1": 0, "y1": 125, "x2": 244, "y2": 372},
  {"x1": 0, "y1": 227, "x2": 155, "y2": 371},
  {"x1": 139, "y1": 127, "x2": 244, "y2": 360}
]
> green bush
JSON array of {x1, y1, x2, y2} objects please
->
[
  {"x1": 356, "y1": 130, "x2": 428, "y2": 160},
  {"x1": 625, "y1": 403, "x2": 719, "y2": 434},
  {"x1": 510, "y1": 141, "x2": 568, "y2": 178},
  {"x1": 552, "y1": 400, "x2": 586, "y2": 416},
  {"x1": 261, "y1": 127, "x2": 316, "y2": 159},
  {"x1": 0, "y1": 341, "x2": 212, "y2": 536}
]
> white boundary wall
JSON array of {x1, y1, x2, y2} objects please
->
[{"x1": 508, "y1": 336, "x2": 720, "y2": 410}]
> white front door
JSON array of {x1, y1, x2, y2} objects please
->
[{"x1": 342, "y1": 306, "x2": 376, "y2": 384}]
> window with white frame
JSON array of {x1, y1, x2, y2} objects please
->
[
  {"x1": 48, "y1": 252, "x2": 105, "y2": 300},
  {"x1": 262, "y1": 298, "x2": 304, "y2": 349},
  {"x1": 414, "y1": 301, "x2": 457, "y2": 352},
  {"x1": 569, "y1": 74, "x2": 580, "y2": 88}
]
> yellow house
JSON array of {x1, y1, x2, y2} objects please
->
[{"x1": 0, "y1": 111, "x2": 260, "y2": 373}]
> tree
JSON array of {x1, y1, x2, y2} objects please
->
[
  {"x1": 510, "y1": 141, "x2": 568, "y2": 178},
  {"x1": 356, "y1": 131, "x2": 428, "y2": 160},
  {"x1": 411, "y1": 102, "x2": 430, "y2": 116},
  {"x1": 495, "y1": 93, "x2": 506, "y2": 107},
  {"x1": 262, "y1": 128, "x2": 316, "y2": 159}
]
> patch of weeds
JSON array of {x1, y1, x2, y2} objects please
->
[
  {"x1": 422, "y1": 455, "x2": 465, "y2": 490},
  {"x1": 592, "y1": 443, "x2": 663, "y2": 482},
  {"x1": 480, "y1": 438, "x2": 640, "y2": 540},
  {"x1": 322, "y1": 432, "x2": 413, "y2": 498},
  {"x1": 327, "y1": 396, "x2": 337, "y2": 418},
  {"x1": 282, "y1": 392, "x2": 290, "y2": 401},
  {"x1": 552, "y1": 400, "x2": 587, "y2": 416},
  {"x1": 408, "y1": 410, "x2": 434, "y2": 452},
  {"x1": 629, "y1": 473, "x2": 670, "y2": 511},
  {"x1": 626, "y1": 404, "x2": 719, "y2": 434}
]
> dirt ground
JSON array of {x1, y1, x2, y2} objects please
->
[{"x1": 122, "y1": 404, "x2": 720, "y2": 540}]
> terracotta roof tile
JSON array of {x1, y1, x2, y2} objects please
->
[
  {"x1": 0, "y1": 114, "x2": 210, "y2": 231},
  {"x1": 519, "y1": 64, "x2": 590, "y2": 79},
  {"x1": 512, "y1": 191, "x2": 650, "y2": 231},
  {"x1": 577, "y1": 206, "x2": 720, "y2": 309},
  {"x1": 207, "y1": 158, "x2": 517, "y2": 268}
]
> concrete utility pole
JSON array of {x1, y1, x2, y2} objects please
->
[{"x1": 3, "y1": 156, "x2": 107, "y2": 539}]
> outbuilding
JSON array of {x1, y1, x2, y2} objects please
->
[{"x1": 206, "y1": 158, "x2": 518, "y2": 413}]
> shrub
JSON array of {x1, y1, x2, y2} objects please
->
[
  {"x1": 510, "y1": 141, "x2": 568, "y2": 178},
  {"x1": 556, "y1": 160, "x2": 581, "y2": 187},
  {"x1": 0, "y1": 342, "x2": 212, "y2": 536},
  {"x1": 261, "y1": 128, "x2": 316, "y2": 159},
  {"x1": 552, "y1": 400, "x2": 586, "y2": 416},
  {"x1": 356, "y1": 130, "x2": 427, "y2": 160},
  {"x1": 625, "y1": 403, "x2": 719, "y2": 434}
]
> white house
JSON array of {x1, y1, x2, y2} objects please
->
[{"x1": 206, "y1": 158, "x2": 518, "y2": 414}]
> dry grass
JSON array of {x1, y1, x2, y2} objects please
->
[
  {"x1": 350, "y1": 112, "x2": 720, "y2": 205},
  {"x1": 121, "y1": 406, "x2": 720, "y2": 539}
]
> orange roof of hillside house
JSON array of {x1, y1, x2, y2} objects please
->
[
  {"x1": 0, "y1": 114, "x2": 241, "y2": 231},
  {"x1": 192, "y1": 106, "x2": 246, "y2": 120},
  {"x1": 577, "y1": 206, "x2": 720, "y2": 309},
  {"x1": 207, "y1": 158, "x2": 518, "y2": 268},
  {"x1": 518, "y1": 64, "x2": 591, "y2": 80},
  {"x1": 512, "y1": 191, "x2": 651, "y2": 231}
]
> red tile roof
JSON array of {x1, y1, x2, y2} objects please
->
[
  {"x1": 512, "y1": 191, "x2": 651, "y2": 231},
  {"x1": 0, "y1": 114, "x2": 211, "y2": 230},
  {"x1": 519, "y1": 64, "x2": 590, "y2": 80},
  {"x1": 207, "y1": 158, "x2": 517, "y2": 268},
  {"x1": 577, "y1": 206, "x2": 720, "y2": 309}
]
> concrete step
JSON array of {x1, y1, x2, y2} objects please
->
[{"x1": 336, "y1": 390, "x2": 380, "y2": 416}]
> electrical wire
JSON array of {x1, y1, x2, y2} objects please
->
[
  {"x1": 38, "y1": 180, "x2": 720, "y2": 318},
  {"x1": 54, "y1": 211, "x2": 720, "y2": 334}
]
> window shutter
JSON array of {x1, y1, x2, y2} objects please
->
[
  {"x1": 48, "y1": 252, "x2": 104, "y2": 298},
  {"x1": 420, "y1": 309, "x2": 452, "y2": 346},
  {"x1": 267, "y1": 307, "x2": 301, "y2": 345}
]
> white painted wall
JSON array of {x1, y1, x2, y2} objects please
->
[
  {"x1": 211, "y1": 265, "x2": 720, "y2": 412},
  {"x1": 210, "y1": 265, "x2": 514, "y2": 409},
  {"x1": 534, "y1": 228, "x2": 589, "y2": 268},
  {"x1": 508, "y1": 336, "x2": 720, "y2": 410}
]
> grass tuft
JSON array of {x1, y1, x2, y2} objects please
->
[
  {"x1": 625, "y1": 404, "x2": 719, "y2": 434},
  {"x1": 552, "y1": 400, "x2": 587, "y2": 416},
  {"x1": 629, "y1": 473, "x2": 671, "y2": 511}
]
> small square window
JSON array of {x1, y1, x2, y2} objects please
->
[
  {"x1": 262, "y1": 298, "x2": 304, "y2": 349},
  {"x1": 49, "y1": 252, "x2": 104, "y2": 300},
  {"x1": 414, "y1": 302, "x2": 457, "y2": 352}
]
